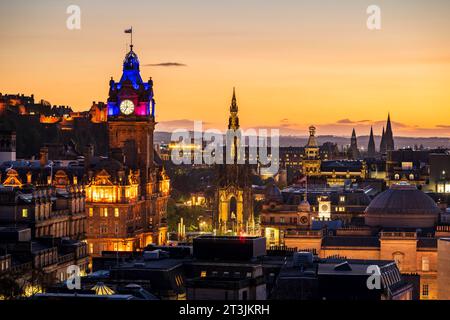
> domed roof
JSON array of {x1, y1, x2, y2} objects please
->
[
  {"x1": 365, "y1": 183, "x2": 440, "y2": 216},
  {"x1": 123, "y1": 48, "x2": 140, "y2": 70},
  {"x1": 365, "y1": 183, "x2": 440, "y2": 228},
  {"x1": 298, "y1": 199, "x2": 311, "y2": 212},
  {"x1": 265, "y1": 183, "x2": 283, "y2": 203},
  {"x1": 120, "y1": 46, "x2": 144, "y2": 87}
]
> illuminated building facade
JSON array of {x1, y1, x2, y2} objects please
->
[
  {"x1": 283, "y1": 184, "x2": 449, "y2": 300},
  {"x1": 0, "y1": 167, "x2": 89, "y2": 294},
  {"x1": 89, "y1": 101, "x2": 108, "y2": 123},
  {"x1": 302, "y1": 126, "x2": 321, "y2": 175},
  {"x1": 260, "y1": 184, "x2": 316, "y2": 247},
  {"x1": 215, "y1": 89, "x2": 255, "y2": 235},
  {"x1": 300, "y1": 126, "x2": 368, "y2": 185},
  {"x1": 260, "y1": 184, "x2": 371, "y2": 247},
  {"x1": 430, "y1": 153, "x2": 450, "y2": 194},
  {"x1": 85, "y1": 43, "x2": 170, "y2": 257}
]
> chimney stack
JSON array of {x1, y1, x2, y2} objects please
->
[
  {"x1": 84, "y1": 144, "x2": 94, "y2": 170},
  {"x1": 39, "y1": 147, "x2": 49, "y2": 167}
]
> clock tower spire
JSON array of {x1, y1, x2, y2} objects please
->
[{"x1": 107, "y1": 34, "x2": 156, "y2": 189}]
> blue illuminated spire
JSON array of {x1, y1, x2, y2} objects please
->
[
  {"x1": 119, "y1": 45, "x2": 144, "y2": 89},
  {"x1": 107, "y1": 34, "x2": 155, "y2": 118}
]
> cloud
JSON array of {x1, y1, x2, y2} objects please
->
[
  {"x1": 336, "y1": 118, "x2": 354, "y2": 124},
  {"x1": 279, "y1": 118, "x2": 301, "y2": 128},
  {"x1": 143, "y1": 62, "x2": 187, "y2": 67},
  {"x1": 436, "y1": 124, "x2": 450, "y2": 129},
  {"x1": 336, "y1": 118, "x2": 372, "y2": 124}
]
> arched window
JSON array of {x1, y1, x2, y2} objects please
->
[
  {"x1": 393, "y1": 252, "x2": 404, "y2": 271},
  {"x1": 229, "y1": 196, "x2": 237, "y2": 220}
]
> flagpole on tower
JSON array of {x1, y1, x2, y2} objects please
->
[{"x1": 124, "y1": 27, "x2": 133, "y2": 50}]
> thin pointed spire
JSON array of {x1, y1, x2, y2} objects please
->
[
  {"x1": 228, "y1": 87, "x2": 239, "y2": 130},
  {"x1": 348, "y1": 128, "x2": 359, "y2": 159},
  {"x1": 230, "y1": 87, "x2": 238, "y2": 113},
  {"x1": 368, "y1": 126, "x2": 375, "y2": 157},
  {"x1": 385, "y1": 113, "x2": 395, "y2": 151},
  {"x1": 380, "y1": 126, "x2": 386, "y2": 153}
]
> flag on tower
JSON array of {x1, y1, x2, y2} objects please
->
[{"x1": 124, "y1": 28, "x2": 132, "y2": 33}]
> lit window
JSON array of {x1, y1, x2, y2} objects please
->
[
  {"x1": 339, "y1": 196, "x2": 345, "y2": 202},
  {"x1": 401, "y1": 162, "x2": 413, "y2": 170},
  {"x1": 22, "y1": 209, "x2": 28, "y2": 218},
  {"x1": 409, "y1": 174, "x2": 415, "y2": 180},
  {"x1": 393, "y1": 252, "x2": 404, "y2": 271},
  {"x1": 422, "y1": 284, "x2": 429, "y2": 297},
  {"x1": 422, "y1": 257, "x2": 430, "y2": 272},
  {"x1": 114, "y1": 208, "x2": 119, "y2": 217},
  {"x1": 89, "y1": 208, "x2": 93, "y2": 217},
  {"x1": 103, "y1": 208, "x2": 108, "y2": 217},
  {"x1": 394, "y1": 174, "x2": 400, "y2": 180},
  {"x1": 200, "y1": 271, "x2": 207, "y2": 278},
  {"x1": 89, "y1": 243, "x2": 94, "y2": 254}
]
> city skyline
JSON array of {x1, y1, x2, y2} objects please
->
[{"x1": 1, "y1": 0, "x2": 450, "y2": 137}]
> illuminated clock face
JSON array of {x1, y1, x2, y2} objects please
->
[
  {"x1": 321, "y1": 204, "x2": 329, "y2": 212},
  {"x1": 120, "y1": 99, "x2": 135, "y2": 115},
  {"x1": 300, "y1": 216, "x2": 309, "y2": 225}
]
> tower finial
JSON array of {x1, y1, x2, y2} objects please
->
[
  {"x1": 230, "y1": 87, "x2": 238, "y2": 112},
  {"x1": 228, "y1": 87, "x2": 239, "y2": 130}
]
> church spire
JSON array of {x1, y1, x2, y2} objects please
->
[
  {"x1": 348, "y1": 128, "x2": 360, "y2": 160},
  {"x1": 368, "y1": 126, "x2": 376, "y2": 157},
  {"x1": 385, "y1": 112, "x2": 395, "y2": 151},
  {"x1": 380, "y1": 126, "x2": 386, "y2": 153},
  {"x1": 228, "y1": 87, "x2": 239, "y2": 130}
]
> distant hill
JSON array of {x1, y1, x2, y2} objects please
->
[{"x1": 154, "y1": 131, "x2": 450, "y2": 149}]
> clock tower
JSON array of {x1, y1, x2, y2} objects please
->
[{"x1": 107, "y1": 44, "x2": 156, "y2": 189}]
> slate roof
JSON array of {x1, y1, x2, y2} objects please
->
[{"x1": 322, "y1": 236, "x2": 380, "y2": 248}]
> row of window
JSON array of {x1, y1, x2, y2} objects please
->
[
  {"x1": 200, "y1": 270, "x2": 252, "y2": 278},
  {"x1": 393, "y1": 173, "x2": 416, "y2": 180},
  {"x1": 437, "y1": 182, "x2": 450, "y2": 194},
  {"x1": 89, "y1": 207, "x2": 120, "y2": 218},
  {"x1": 0, "y1": 259, "x2": 10, "y2": 271},
  {"x1": 99, "y1": 223, "x2": 120, "y2": 234}
]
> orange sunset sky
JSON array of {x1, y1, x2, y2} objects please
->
[{"x1": 0, "y1": 0, "x2": 449, "y2": 137}]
